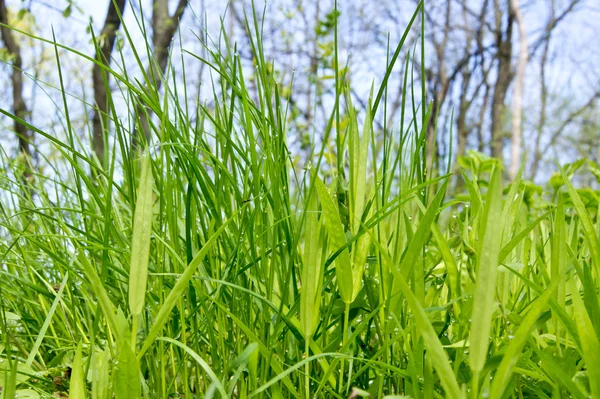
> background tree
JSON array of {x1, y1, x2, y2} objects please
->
[
  {"x1": 91, "y1": 0, "x2": 127, "y2": 166},
  {"x1": 0, "y1": 0, "x2": 31, "y2": 181},
  {"x1": 0, "y1": 0, "x2": 598, "y2": 184},
  {"x1": 135, "y1": 0, "x2": 189, "y2": 146}
]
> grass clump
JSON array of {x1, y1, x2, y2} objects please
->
[{"x1": 1, "y1": 2, "x2": 600, "y2": 398}]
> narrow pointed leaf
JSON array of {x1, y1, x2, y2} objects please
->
[{"x1": 129, "y1": 152, "x2": 154, "y2": 316}]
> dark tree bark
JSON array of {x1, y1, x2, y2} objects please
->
[
  {"x1": 92, "y1": 0, "x2": 127, "y2": 166},
  {"x1": 134, "y1": 0, "x2": 189, "y2": 148},
  {"x1": 0, "y1": 0, "x2": 32, "y2": 179},
  {"x1": 151, "y1": 0, "x2": 188, "y2": 82},
  {"x1": 490, "y1": 0, "x2": 514, "y2": 162}
]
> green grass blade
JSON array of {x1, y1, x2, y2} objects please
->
[
  {"x1": 129, "y1": 152, "x2": 154, "y2": 316},
  {"x1": 314, "y1": 174, "x2": 353, "y2": 303},
  {"x1": 470, "y1": 164, "x2": 503, "y2": 376},
  {"x1": 158, "y1": 337, "x2": 227, "y2": 398},
  {"x1": 25, "y1": 273, "x2": 68, "y2": 367},
  {"x1": 114, "y1": 335, "x2": 141, "y2": 399},
  {"x1": 78, "y1": 251, "x2": 120, "y2": 341},
  {"x1": 69, "y1": 342, "x2": 86, "y2": 399},
  {"x1": 560, "y1": 165, "x2": 600, "y2": 275},
  {"x1": 139, "y1": 213, "x2": 237, "y2": 357},
  {"x1": 569, "y1": 279, "x2": 600, "y2": 398},
  {"x1": 489, "y1": 280, "x2": 557, "y2": 399},
  {"x1": 300, "y1": 189, "x2": 322, "y2": 338},
  {"x1": 389, "y1": 260, "x2": 463, "y2": 398},
  {"x1": 91, "y1": 349, "x2": 110, "y2": 399}
]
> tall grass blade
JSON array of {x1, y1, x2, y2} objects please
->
[
  {"x1": 314, "y1": 174, "x2": 354, "y2": 303},
  {"x1": 470, "y1": 164, "x2": 503, "y2": 376},
  {"x1": 129, "y1": 152, "x2": 154, "y2": 316},
  {"x1": 569, "y1": 279, "x2": 600, "y2": 398},
  {"x1": 70, "y1": 342, "x2": 86, "y2": 399}
]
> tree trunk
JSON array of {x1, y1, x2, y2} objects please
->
[
  {"x1": 425, "y1": 0, "x2": 452, "y2": 175},
  {"x1": 0, "y1": 0, "x2": 32, "y2": 181},
  {"x1": 134, "y1": 0, "x2": 189, "y2": 148},
  {"x1": 509, "y1": 0, "x2": 527, "y2": 179},
  {"x1": 92, "y1": 0, "x2": 127, "y2": 166},
  {"x1": 490, "y1": 1, "x2": 514, "y2": 162}
]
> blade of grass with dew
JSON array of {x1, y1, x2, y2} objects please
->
[
  {"x1": 533, "y1": 346, "x2": 587, "y2": 398},
  {"x1": 551, "y1": 203, "x2": 567, "y2": 337},
  {"x1": 381, "y1": 249, "x2": 463, "y2": 399},
  {"x1": 77, "y1": 251, "x2": 120, "y2": 341},
  {"x1": 129, "y1": 152, "x2": 154, "y2": 317},
  {"x1": 208, "y1": 300, "x2": 302, "y2": 397},
  {"x1": 139, "y1": 212, "x2": 237, "y2": 357},
  {"x1": 469, "y1": 164, "x2": 503, "y2": 383},
  {"x1": 300, "y1": 189, "x2": 323, "y2": 339},
  {"x1": 70, "y1": 342, "x2": 86, "y2": 399},
  {"x1": 227, "y1": 343, "x2": 259, "y2": 397},
  {"x1": 25, "y1": 273, "x2": 68, "y2": 367},
  {"x1": 249, "y1": 353, "x2": 343, "y2": 398},
  {"x1": 349, "y1": 92, "x2": 371, "y2": 236},
  {"x1": 390, "y1": 179, "x2": 449, "y2": 316},
  {"x1": 92, "y1": 349, "x2": 110, "y2": 399},
  {"x1": 568, "y1": 279, "x2": 600, "y2": 398},
  {"x1": 157, "y1": 337, "x2": 227, "y2": 399},
  {"x1": 300, "y1": 188, "x2": 323, "y2": 397},
  {"x1": 1, "y1": 358, "x2": 17, "y2": 399},
  {"x1": 314, "y1": 174, "x2": 353, "y2": 304},
  {"x1": 559, "y1": 165, "x2": 600, "y2": 276},
  {"x1": 488, "y1": 280, "x2": 558, "y2": 399},
  {"x1": 114, "y1": 309, "x2": 141, "y2": 399},
  {"x1": 499, "y1": 208, "x2": 554, "y2": 262},
  {"x1": 349, "y1": 94, "x2": 374, "y2": 302}
]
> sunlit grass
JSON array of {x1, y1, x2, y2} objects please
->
[{"x1": 1, "y1": 2, "x2": 599, "y2": 398}]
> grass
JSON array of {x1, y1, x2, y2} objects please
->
[{"x1": 1, "y1": 2, "x2": 600, "y2": 398}]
